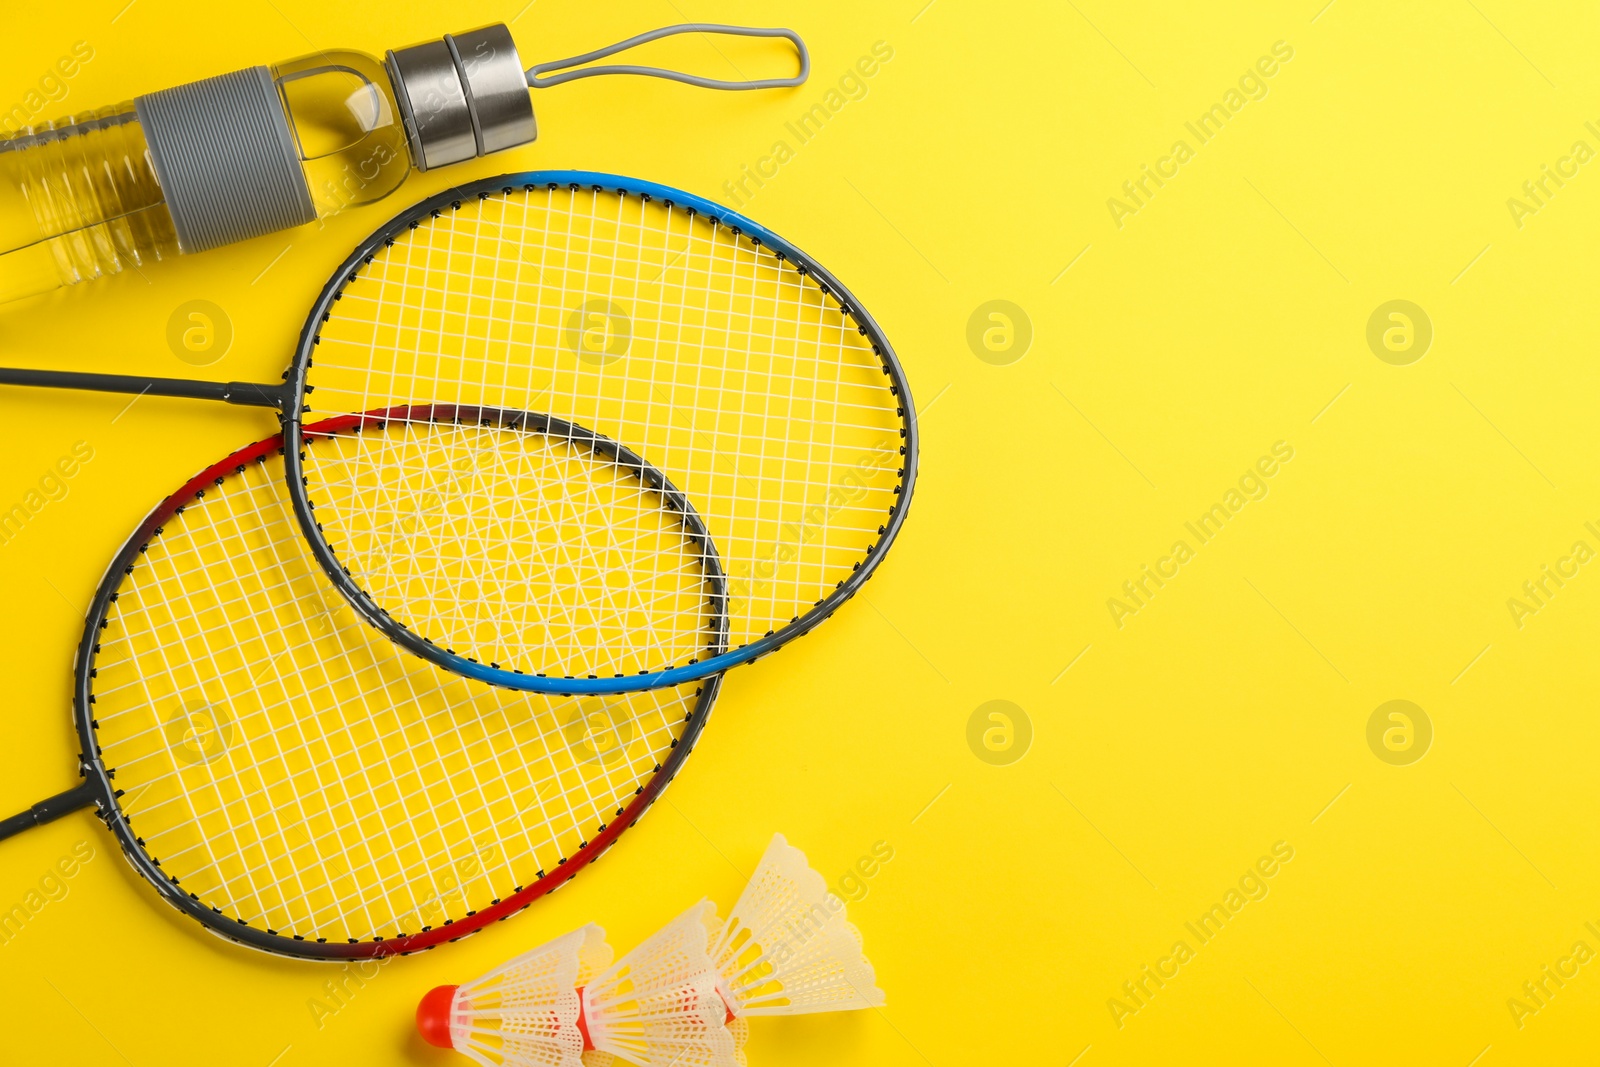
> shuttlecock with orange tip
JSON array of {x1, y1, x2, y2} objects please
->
[
  {"x1": 578, "y1": 900, "x2": 741, "y2": 1067},
  {"x1": 416, "y1": 923, "x2": 612, "y2": 1066},
  {"x1": 710, "y1": 833, "x2": 885, "y2": 1018},
  {"x1": 416, "y1": 836, "x2": 884, "y2": 1067}
]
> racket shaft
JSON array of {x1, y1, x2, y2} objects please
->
[
  {"x1": 0, "y1": 366, "x2": 284, "y2": 408},
  {"x1": 0, "y1": 781, "x2": 98, "y2": 841}
]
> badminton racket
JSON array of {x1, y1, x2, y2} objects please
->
[
  {"x1": 0, "y1": 171, "x2": 917, "y2": 694},
  {"x1": 0, "y1": 414, "x2": 726, "y2": 959}
]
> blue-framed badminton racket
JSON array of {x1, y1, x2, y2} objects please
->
[{"x1": 0, "y1": 172, "x2": 917, "y2": 694}]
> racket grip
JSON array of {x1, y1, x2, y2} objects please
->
[
  {"x1": 0, "y1": 782, "x2": 98, "y2": 842},
  {"x1": 0, "y1": 367, "x2": 286, "y2": 408}
]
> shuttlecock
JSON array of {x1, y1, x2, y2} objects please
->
[
  {"x1": 419, "y1": 836, "x2": 883, "y2": 1067},
  {"x1": 417, "y1": 923, "x2": 612, "y2": 1066},
  {"x1": 579, "y1": 900, "x2": 741, "y2": 1067},
  {"x1": 710, "y1": 833, "x2": 885, "y2": 1017}
]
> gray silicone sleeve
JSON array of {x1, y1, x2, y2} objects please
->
[{"x1": 135, "y1": 66, "x2": 315, "y2": 254}]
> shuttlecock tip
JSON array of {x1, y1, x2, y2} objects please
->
[{"x1": 416, "y1": 984, "x2": 460, "y2": 1049}]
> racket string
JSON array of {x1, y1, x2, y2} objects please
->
[
  {"x1": 125, "y1": 465, "x2": 490, "y2": 935},
  {"x1": 302, "y1": 420, "x2": 721, "y2": 676},
  {"x1": 91, "y1": 454, "x2": 708, "y2": 942},
  {"x1": 302, "y1": 184, "x2": 905, "y2": 674}
]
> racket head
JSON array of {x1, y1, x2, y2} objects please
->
[
  {"x1": 73, "y1": 418, "x2": 725, "y2": 960},
  {"x1": 282, "y1": 171, "x2": 917, "y2": 695}
]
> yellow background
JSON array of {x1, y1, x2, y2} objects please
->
[{"x1": 2, "y1": 0, "x2": 1598, "y2": 1063}]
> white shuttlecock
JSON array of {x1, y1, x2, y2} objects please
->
[
  {"x1": 417, "y1": 923, "x2": 612, "y2": 1066},
  {"x1": 420, "y1": 836, "x2": 883, "y2": 1067},
  {"x1": 580, "y1": 900, "x2": 741, "y2": 1067},
  {"x1": 710, "y1": 833, "x2": 886, "y2": 1016}
]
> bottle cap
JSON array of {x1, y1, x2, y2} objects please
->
[{"x1": 386, "y1": 24, "x2": 537, "y2": 172}]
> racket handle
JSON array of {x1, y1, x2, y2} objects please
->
[
  {"x1": 0, "y1": 366, "x2": 286, "y2": 408},
  {"x1": 0, "y1": 782, "x2": 98, "y2": 842}
]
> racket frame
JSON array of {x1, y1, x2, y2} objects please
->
[
  {"x1": 47, "y1": 414, "x2": 726, "y2": 960},
  {"x1": 285, "y1": 171, "x2": 920, "y2": 694},
  {"x1": 0, "y1": 170, "x2": 918, "y2": 694}
]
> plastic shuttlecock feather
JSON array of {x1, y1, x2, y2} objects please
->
[
  {"x1": 710, "y1": 833, "x2": 886, "y2": 1016},
  {"x1": 417, "y1": 834, "x2": 883, "y2": 1067},
  {"x1": 579, "y1": 900, "x2": 740, "y2": 1067},
  {"x1": 417, "y1": 923, "x2": 612, "y2": 1066}
]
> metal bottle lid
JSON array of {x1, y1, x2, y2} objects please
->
[{"x1": 386, "y1": 24, "x2": 537, "y2": 172}]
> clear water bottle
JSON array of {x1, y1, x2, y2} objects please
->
[{"x1": 0, "y1": 24, "x2": 536, "y2": 304}]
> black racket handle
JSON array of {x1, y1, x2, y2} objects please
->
[
  {"x1": 0, "y1": 366, "x2": 286, "y2": 408},
  {"x1": 0, "y1": 781, "x2": 99, "y2": 842}
]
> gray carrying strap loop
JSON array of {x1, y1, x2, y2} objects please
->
[{"x1": 526, "y1": 24, "x2": 808, "y2": 91}]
